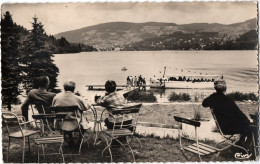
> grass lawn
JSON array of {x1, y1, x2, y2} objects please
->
[
  {"x1": 2, "y1": 130, "x2": 248, "y2": 163},
  {"x1": 138, "y1": 102, "x2": 258, "y2": 126},
  {"x1": 4, "y1": 102, "x2": 258, "y2": 127},
  {"x1": 90, "y1": 102, "x2": 258, "y2": 127}
]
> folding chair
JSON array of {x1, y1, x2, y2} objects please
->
[
  {"x1": 174, "y1": 116, "x2": 219, "y2": 161},
  {"x1": 249, "y1": 114, "x2": 259, "y2": 160},
  {"x1": 32, "y1": 113, "x2": 67, "y2": 163},
  {"x1": 102, "y1": 103, "x2": 142, "y2": 162},
  {"x1": 2, "y1": 112, "x2": 41, "y2": 163},
  {"x1": 47, "y1": 106, "x2": 88, "y2": 156},
  {"x1": 209, "y1": 108, "x2": 250, "y2": 157}
]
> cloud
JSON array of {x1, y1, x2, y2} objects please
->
[{"x1": 1, "y1": 2, "x2": 257, "y2": 35}]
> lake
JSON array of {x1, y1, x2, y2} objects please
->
[{"x1": 53, "y1": 51, "x2": 258, "y2": 102}]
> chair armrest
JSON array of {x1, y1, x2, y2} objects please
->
[
  {"x1": 174, "y1": 116, "x2": 201, "y2": 127},
  {"x1": 20, "y1": 120, "x2": 36, "y2": 125},
  {"x1": 107, "y1": 111, "x2": 116, "y2": 119}
]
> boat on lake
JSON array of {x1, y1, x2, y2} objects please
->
[
  {"x1": 150, "y1": 67, "x2": 218, "y2": 89},
  {"x1": 121, "y1": 67, "x2": 128, "y2": 71}
]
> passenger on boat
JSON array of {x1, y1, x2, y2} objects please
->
[
  {"x1": 142, "y1": 78, "x2": 146, "y2": 91},
  {"x1": 126, "y1": 76, "x2": 131, "y2": 90},
  {"x1": 159, "y1": 78, "x2": 163, "y2": 85},
  {"x1": 134, "y1": 76, "x2": 138, "y2": 88},
  {"x1": 130, "y1": 76, "x2": 134, "y2": 87}
]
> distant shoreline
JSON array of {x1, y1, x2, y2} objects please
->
[{"x1": 53, "y1": 49, "x2": 258, "y2": 55}]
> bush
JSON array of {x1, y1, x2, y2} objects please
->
[
  {"x1": 168, "y1": 92, "x2": 191, "y2": 102},
  {"x1": 226, "y1": 92, "x2": 258, "y2": 101},
  {"x1": 193, "y1": 107, "x2": 202, "y2": 121},
  {"x1": 126, "y1": 90, "x2": 157, "y2": 102}
]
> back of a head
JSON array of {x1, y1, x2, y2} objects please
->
[
  {"x1": 214, "y1": 79, "x2": 226, "y2": 93},
  {"x1": 105, "y1": 80, "x2": 116, "y2": 93},
  {"x1": 38, "y1": 76, "x2": 50, "y2": 88},
  {"x1": 63, "y1": 80, "x2": 76, "y2": 92}
]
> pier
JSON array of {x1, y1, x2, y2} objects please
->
[{"x1": 86, "y1": 84, "x2": 128, "y2": 90}]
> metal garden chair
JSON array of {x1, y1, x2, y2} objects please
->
[
  {"x1": 102, "y1": 103, "x2": 142, "y2": 162},
  {"x1": 209, "y1": 108, "x2": 251, "y2": 158},
  {"x1": 32, "y1": 113, "x2": 67, "y2": 163},
  {"x1": 174, "y1": 116, "x2": 219, "y2": 161},
  {"x1": 174, "y1": 108, "x2": 253, "y2": 161},
  {"x1": 249, "y1": 114, "x2": 259, "y2": 160},
  {"x1": 2, "y1": 112, "x2": 41, "y2": 163},
  {"x1": 47, "y1": 106, "x2": 89, "y2": 156}
]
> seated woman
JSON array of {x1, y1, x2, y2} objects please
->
[{"x1": 96, "y1": 80, "x2": 133, "y2": 131}]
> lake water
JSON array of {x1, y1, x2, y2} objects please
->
[{"x1": 53, "y1": 51, "x2": 258, "y2": 102}]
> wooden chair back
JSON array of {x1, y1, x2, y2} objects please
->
[
  {"x1": 174, "y1": 116, "x2": 201, "y2": 127},
  {"x1": 45, "y1": 106, "x2": 82, "y2": 132},
  {"x1": 47, "y1": 106, "x2": 80, "y2": 120}
]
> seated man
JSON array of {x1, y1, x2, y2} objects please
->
[
  {"x1": 21, "y1": 75, "x2": 56, "y2": 121},
  {"x1": 96, "y1": 80, "x2": 133, "y2": 130},
  {"x1": 52, "y1": 80, "x2": 91, "y2": 146},
  {"x1": 202, "y1": 79, "x2": 251, "y2": 159}
]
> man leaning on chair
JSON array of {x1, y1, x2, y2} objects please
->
[
  {"x1": 202, "y1": 79, "x2": 252, "y2": 160},
  {"x1": 21, "y1": 75, "x2": 56, "y2": 121}
]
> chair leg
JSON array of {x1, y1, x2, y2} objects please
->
[
  {"x1": 22, "y1": 137, "x2": 26, "y2": 163},
  {"x1": 37, "y1": 146, "x2": 40, "y2": 163},
  {"x1": 102, "y1": 138, "x2": 113, "y2": 162},
  {"x1": 28, "y1": 137, "x2": 31, "y2": 154},
  {"x1": 127, "y1": 142, "x2": 135, "y2": 162},
  {"x1": 7, "y1": 137, "x2": 11, "y2": 162},
  {"x1": 60, "y1": 144, "x2": 65, "y2": 163},
  {"x1": 133, "y1": 136, "x2": 143, "y2": 149},
  {"x1": 251, "y1": 131, "x2": 257, "y2": 160},
  {"x1": 210, "y1": 151, "x2": 220, "y2": 161},
  {"x1": 42, "y1": 144, "x2": 45, "y2": 159},
  {"x1": 79, "y1": 138, "x2": 84, "y2": 155},
  {"x1": 181, "y1": 149, "x2": 190, "y2": 161}
]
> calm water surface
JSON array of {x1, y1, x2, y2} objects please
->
[{"x1": 53, "y1": 51, "x2": 258, "y2": 102}]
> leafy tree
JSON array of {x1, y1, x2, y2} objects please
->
[
  {"x1": 1, "y1": 11, "x2": 23, "y2": 110},
  {"x1": 21, "y1": 16, "x2": 59, "y2": 92}
]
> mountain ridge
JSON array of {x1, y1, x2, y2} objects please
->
[{"x1": 54, "y1": 18, "x2": 257, "y2": 50}]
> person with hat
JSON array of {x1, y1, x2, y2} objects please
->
[{"x1": 202, "y1": 79, "x2": 252, "y2": 159}]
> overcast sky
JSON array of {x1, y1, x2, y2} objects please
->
[{"x1": 1, "y1": 2, "x2": 258, "y2": 35}]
